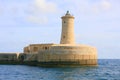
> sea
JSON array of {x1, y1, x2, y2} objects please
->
[{"x1": 0, "y1": 59, "x2": 120, "y2": 80}]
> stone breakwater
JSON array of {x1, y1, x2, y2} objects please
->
[{"x1": 0, "y1": 44, "x2": 97, "y2": 67}]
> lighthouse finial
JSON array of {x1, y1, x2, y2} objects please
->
[
  {"x1": 67, "y1": 11, "x2": 69, "y2": 14},
  {"x1": 66, "y1": 11, "x2": 70, "y2": 15}
]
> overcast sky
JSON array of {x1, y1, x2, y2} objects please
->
[{"x1": 0, "y1": 0, "x2": 120, "y2": 59}]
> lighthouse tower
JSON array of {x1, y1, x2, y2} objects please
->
[
  {"x1": 60, "y1": 11, "x2": 75, "y2": 44},
  {"x1": 24, "y1": 11, "x2": 98, "y2": 66}
]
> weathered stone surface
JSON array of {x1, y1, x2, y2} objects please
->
[
  {"x1": 0, "y1": 53, "x2": 20, "y2": 61},
  {"x1": 37, "y1": 44, "x2": 97, "y2": 65}
]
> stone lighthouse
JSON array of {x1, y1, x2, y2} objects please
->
[
  {"x1": 23, "y1": 11, "x2": 98, "y2": 67},
  {"x1": 60, "y1": 11, "x2": 75, "y2": 44}
]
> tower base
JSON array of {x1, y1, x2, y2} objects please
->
[{"x1": 37, "y1": 44, "x2": 98, "y2": 66}]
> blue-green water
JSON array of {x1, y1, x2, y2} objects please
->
[{"x1": 0, "y1": 59, "x2": 120, "y2": 80}]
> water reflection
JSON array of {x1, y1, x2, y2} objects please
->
[
  {"x1": 40, "y1": 67, "x2": 98, "y2": 80},
  {"x1": 0, "y1": 60, "x2": 120, "y2": 80}
]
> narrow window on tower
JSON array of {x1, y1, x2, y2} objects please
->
[{"x1": 63, "y1": 36, "x2": 65, "y2": 39}]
